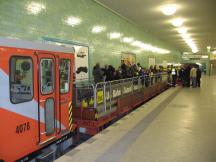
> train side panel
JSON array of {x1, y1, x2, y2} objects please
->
[
  {"x1": 0, "y1": 48, "x2": 40, "y2": 162},
  {"x1": 0, "y1": 45, "x2": 75, "y2": 162}
]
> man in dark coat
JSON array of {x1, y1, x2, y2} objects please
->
[
  {"x1": 196, "y1": 66, "x2": 202, "y2": 87},
  {"x1": 93, "y1": 63, "x2": 103, "y2": 84},
  {"x1": 121, "y1": 60, "x2": 127, "y2": 78}
]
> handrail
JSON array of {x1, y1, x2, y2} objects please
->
[{"x1": 73, "y1": 73, "x2": 169, "y2": 115}]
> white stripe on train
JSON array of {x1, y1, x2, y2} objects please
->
[{"x1": 0, "y1": 69, "x2": 65, "y2": 129}]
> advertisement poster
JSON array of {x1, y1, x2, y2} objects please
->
[
  {"x1": 162, "y1": 60, "x2": 167, "y2": 67},
  {"x1": 74, "y1": 45, "x2": 89, "y2": 80},
  {"x1": 121, "y1": 52, "x2": 136, "y2": 66},
  {"x1": 148, "y1": 57, "x2": 155, "y2": 67}
]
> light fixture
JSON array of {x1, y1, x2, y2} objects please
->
[
  {"x1": 180, "y1": 33, "x2": 190, "y2": 39},
  {"x1": 207, "y1": 46, "x2": 211, "y2": 49},
  {"x1": 177, "y1": 27, "x2": 187, "y2": 34},
  {"x1": 181, "y1": 34, "x2": 198, "y2": 53},
  {"x1": 133, "y1": 49, "x2": 144, "y2": 54},
  {"x1": 131, "y1": 40, "x2": 142, "y2": 47},
  {"x1": 122, "y1": 37, "x2": 134, "y2": 43},
  {"x1": 108, "y1": 32, "x2": 122, "y2": 39},
  {"x1": 91, "y1": 25, "x2": 106, "y2": 33},
  {"x1": 131, "y1": 41, "x2": 170, "y2": 54},
  {"x1": 196, "y1": 62, "x2": 202, "y2": 66},
  {"x1": 171, "y1": 18, "x2": 184, "y2": 27},
  {"x1": 65, "y1": 16, "x2": 82, "y2": 27},
  {"x1": 192, "y1": 49, "x2": 198, "y2": 53},
  {"x1": 27, "y1": 2, "x2": 46, "y2": 15},
  {"x1": 161, "y1": 4, "x2": 177, "y2": 16},
  {"x1": 201, "y1": 55, "x2": 208, "y2": 59}
]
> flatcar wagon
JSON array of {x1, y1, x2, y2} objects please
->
[
  {"x1": 72, "y1": 72, "x2": 169, "y2": 135},
  {"x1": 0, "y1": 37, "x2": 75, "y2": 162}
]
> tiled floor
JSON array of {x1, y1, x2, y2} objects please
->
[{"x1": 56, "y1": 76, "x2": 216, "y2": 162}]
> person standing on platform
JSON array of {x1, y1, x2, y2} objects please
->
[
  {"x1": 185, "y1": 65, "x2": 191, "y2": 87},
  {"x1": 171, "y1": 65, "x2": 177, "y2": 87},
  {"x1": 167, "y1": 65, "x2": 172, "y2": 85},
  {"x1": 106, "y1": 65, "x2": 115, "y2": 81},
  {"x1": 93, "y1": 63, "x2": 103, "y2": 84},
  {"x1": 196, "y1": 65, "x2": 202, "y2": 87},
  {"x1": 102, "y1": 64, "x2": 108, "y2": 82},
  {"x1": 121, "y1": 60, "x2": 127, "y2": 78},
  {"x1": 190, "y1": 65, "x2": 197, "y2": 88}
]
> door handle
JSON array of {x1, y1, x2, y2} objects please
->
[{"x1": 40, "y1": 132, "x2": 47, "y2": 135}]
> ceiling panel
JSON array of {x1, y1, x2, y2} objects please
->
[{"x1": 96, "y1": 0, "x2": 216, "y2": 53}]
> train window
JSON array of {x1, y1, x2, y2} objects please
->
[
  {"x1": 40, "y1": 59, "x2": 54, "y2": 94},
  {"x1": 60, "y1": 59, "x2": 70, "y2": 93},
  {"x1": 10, "y1": 57, "x2": 33, "y2": 104},
  {"x1": 45, "y1": 98, "x2": 55, "y2": 135}
]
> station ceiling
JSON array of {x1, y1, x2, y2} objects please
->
[{"x1": 95, "y1": 0, "x2": 216, "y2": 54}]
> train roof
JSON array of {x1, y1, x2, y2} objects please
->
[{"x1": 0, "y1": 37, "x2": 75, "y2": 54}]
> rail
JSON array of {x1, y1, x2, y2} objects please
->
[{"x1": 72, "y1": 73, "x2": 169, "y2": 117}]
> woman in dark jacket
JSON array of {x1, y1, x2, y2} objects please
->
[
  {"x1": 196, "y1": 66, "x2": 202, "y2": 87},
  {"x1": 93, "y1": 63, "x2": 103, "y2": 84},
  {"x1": 106, "y1": 65, "x2": 115, "y2": 81}
]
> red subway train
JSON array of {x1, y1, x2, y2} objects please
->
[
  {"x1": 0, "y1": 38, "x2": 75, "y2": 162},
  {"x1": 0, "y1": 37, "x2": 169, "y2": 162}
]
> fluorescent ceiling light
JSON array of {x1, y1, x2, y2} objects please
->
[
  {"x1": 184, "y1": 38, "x2": 193, "y2": 44},
  {"x1": 192, "y1": 49, "x2": 198, "y2": 53},
  {"x1": 180, "y1": 33, "x2": 190, "y2": 39},
  {"x1": 122, "y1": 37, "x2": 134, "y2": 43},
  {"x1": 131, "y1": 40, "x2": 170, "y2": 54},
  {"x1": 177, "y1": 27, "x2": 187, "y2": 34},
  {"x1": 161, "y1": 4, "x2": 177, "y2": 16},
  {"x1": 27, "y1": 2, "x2": 46, "y2": 15},
  {"x1": 108, "y1": 32, "x2": 122, "y2": 39},
  {"x1": 133, "y1": 49, "x2": 143, "y2": 54},
  {"x1": 65, "y1": 16, "x2": 82, "y2": 27},
  {"x1": 201, "y1": 55, "x2": 208, "y2": 59},
  {"x1": 196, "y1": 62, "x2": 202, "y2": 66},
  {"x1": 131, "y1": 40, "x2": 142, "y2": 47},
  {"x1": 92, "y1": 25, "x2": 106, "y2": 33},
  {"x1": 171, "y1": 18, "x2": 184, "y2": 27}
]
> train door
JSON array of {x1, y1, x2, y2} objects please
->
[
  {"x1": 58, "y1": 54, "x2": 74, "y2": 133},
  {"x1": 37, "y1": 53, "x2": 59, "y2": 145}
]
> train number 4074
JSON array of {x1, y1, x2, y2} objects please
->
[{"x1": 16, "y1": 122, "x2": 30, "y2": 134}]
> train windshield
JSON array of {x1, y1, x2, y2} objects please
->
[
  {"x1": 60, "y1": 59, "x2": 70, "y2": 93},
  {"x1": 10, "y1": 56, "x2": 33, "y2": 104},
  {"x1": 40, "y1": 59, "x2": 54, "y2": 94}
]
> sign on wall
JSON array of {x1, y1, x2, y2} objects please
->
[
  {"x1": 74, "y1": 45, "x2": 89, "y2": 80},
  {"x1": 121, "y1": 52, "x2": 136, "y2": 66},
  {"x1": 162, "y1": 60, "x2": 167, "y2": 67},
  {"x1": 210, "y1": 54, "x2": 216, "y2": 60},
  {"x1": 148, "y1": 58, "x2": 155, "y2": 67}
]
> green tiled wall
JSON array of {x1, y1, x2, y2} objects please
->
[{"x1": 0, "y1": 0, "x2": 181, "y2": 70}]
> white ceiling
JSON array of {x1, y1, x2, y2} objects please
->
[{"x1": 95, "y1": 0, "x2": 216, "y2": 53}]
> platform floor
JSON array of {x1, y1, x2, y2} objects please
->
[{"x1": 56, "y1": 76, "x2": 216, "y2": 162}]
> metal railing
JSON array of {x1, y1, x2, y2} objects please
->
[{"x1": 73, "y1": 73, "x2": 168, "y2": 117}]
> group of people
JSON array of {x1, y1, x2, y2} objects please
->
[
  {"x1": 178, "y1": 64, "x2": 202, "y2": 88},
  {"x1": 92, "y1": 60, "x2": 164, "y2": 84},
  {"x1": 93, "y1": 61, "x2": 203, "y2": 88}
]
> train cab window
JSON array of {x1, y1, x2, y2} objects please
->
[
  {"x1": 10, "y1": 57, "x2": 33, "y2": 104},
  {"x1": 60, "y1": 59, "x2": 70, "y2": 93},
  {"x1": 40, "y1": 59, "x2": 54, "y2": 94}
]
